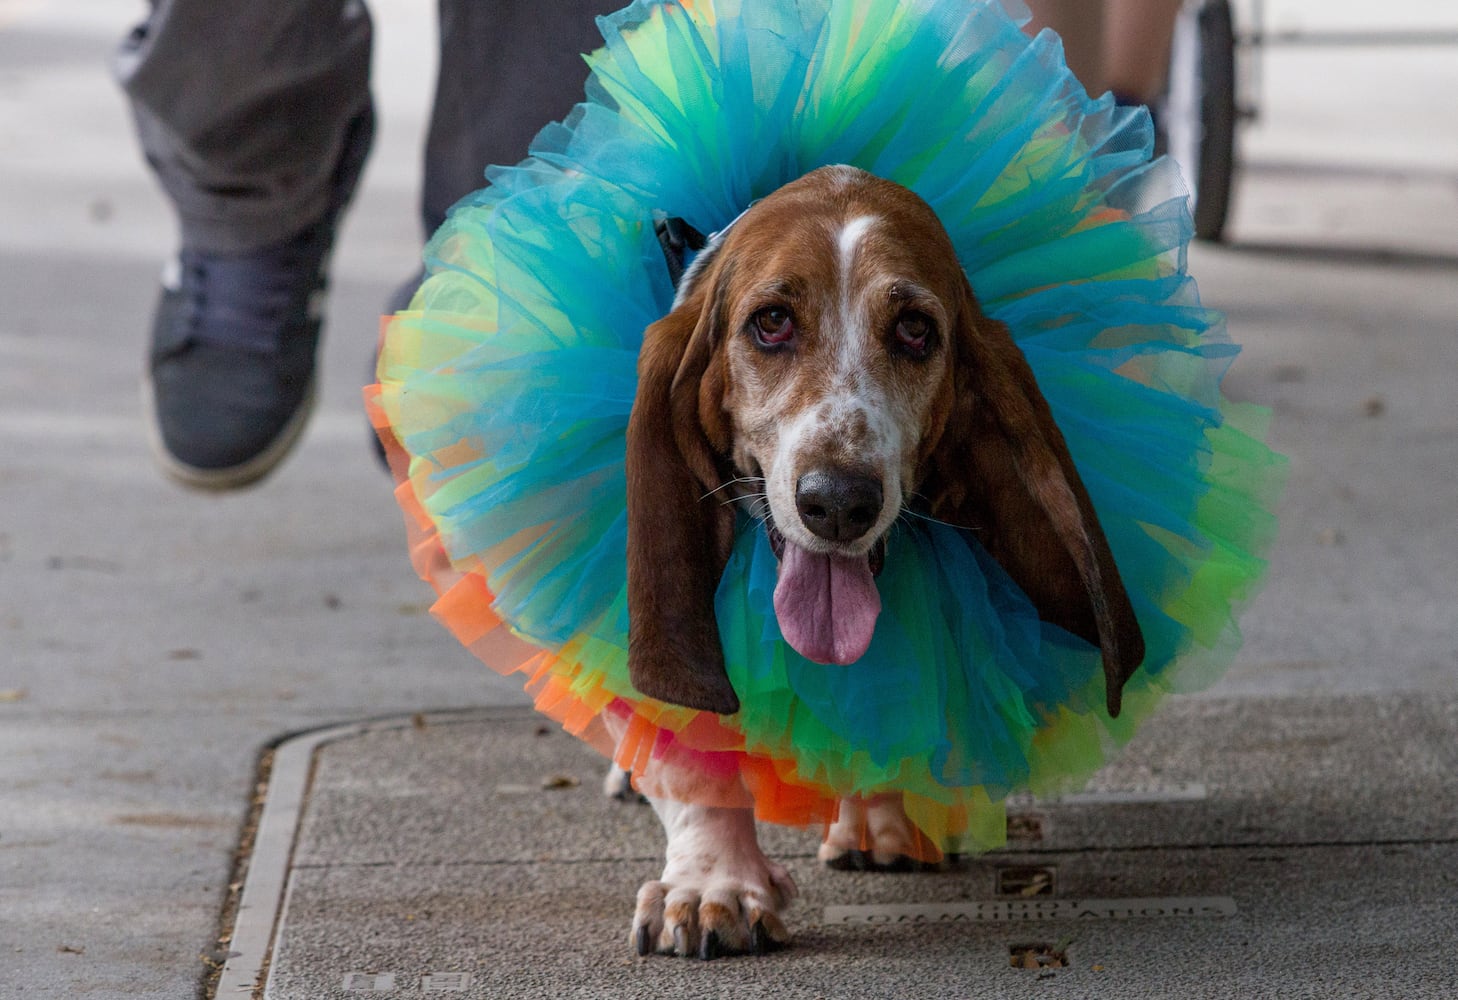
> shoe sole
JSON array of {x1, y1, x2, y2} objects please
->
[{"x1": 141, "y1": 374, "x2": 317, "y2": 492}]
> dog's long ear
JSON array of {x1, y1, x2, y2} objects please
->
[
  {"x1": 625, "y1": 248, "x2": 740, "y2": 714},
  {"x1": 923, "y1": 279, "x2": 1145, "y2": 717}
]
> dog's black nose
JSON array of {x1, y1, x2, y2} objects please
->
[{"x1": 795, "y1": 470, "x2": 883, "y2": 543}]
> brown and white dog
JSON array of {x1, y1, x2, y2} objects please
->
[{"x1": 622, "y1": 165, "x2": 1144, "y2": 958}]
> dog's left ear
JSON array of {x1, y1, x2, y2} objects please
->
[
  {"x1": 923, "y1": 279, "x2": 1145, "y2": 717},
  {"x1": 624, "y1": 249, "x2": 740, "y2": 714}
]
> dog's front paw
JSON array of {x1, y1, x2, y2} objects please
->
[
  {"x1": 632, "y1": 876, "x2": 792, "y2": 959},
  {"x1": 632, "y1": 803, "x2": 796, "y2": 959}
]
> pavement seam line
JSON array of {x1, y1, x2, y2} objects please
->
[{"x1": 214, "y1": 709, "x2": 531, "y2": 998}]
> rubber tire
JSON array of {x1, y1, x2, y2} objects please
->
[
  {"x1": 1164, "y1": 0, "x2": 1238, "y2": 242},
  {"x1": 1192, "y1": 0, "x2": 1237, "y2": 242}
]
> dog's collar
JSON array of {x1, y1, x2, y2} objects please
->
[
  {"x1": 653, "y1": 215, "x2": 706, "y2": 289},
  {"x1": 654, "y1": 200, "x2": 761, "y2": 291}
]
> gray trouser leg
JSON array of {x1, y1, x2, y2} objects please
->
[
  {"x1": 422, "y1": 0, "x2": 620, "y2": 235},
  {"x1": 116, "y1": 0, "x2": 618, "y2": 252},
  {"x1": 114, "y1": 0, "x2": 373, "y2": 254}
]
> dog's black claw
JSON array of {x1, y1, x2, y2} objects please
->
[
  {"x1": 913, "y1": 854, "x2": 959, "y2": 873},
  {"x1": 827, "y1": 849, "x2": 948, "y2": 873},
  {"x1": 610, "y1": 770, "x2": 641, "y2": 803},
  {"x1": 700, "y1": 930, "x2": 721, "y2": 961},
  {"x1": 751, "y1": 919, "x2": 773, "y2": 956},
  {"x1": 635, "y1": 925, "x2": 652, "y2": 957}
]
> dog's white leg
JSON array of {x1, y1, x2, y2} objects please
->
[
  {"x1": 600, "y1": 710, "x2": 795, "y2": 957},
  {"x1": 633, "y1": 797, "x2": 796, "y2": 959},
  {"x1": 818, "y1": 793, "x2": 942, "y2": 871}
]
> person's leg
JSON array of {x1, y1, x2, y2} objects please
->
[
  {"x1": 116, "y1": 0, "x2": 373, "y2": 253},
  {"x1": 115, "y1": 0, "x2": 374, "y2": 489},
  {"x1": 1022, "y1": 0, "x2": 1106, "y2": 95},
  {"x1": 373, "y1": 0, "x2": 618, "y2": 476},
  {"x1": 1101, "y1": 0, "x2": 1183, "y2": 105},
  {"x1": 420, "y1": 0, "x2": 620, "y2": 237},
  {"x1": 1024, "y1": 0, "x2": 1179, "y2": 158}
]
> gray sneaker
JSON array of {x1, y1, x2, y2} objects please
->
[{"x1": 144, "y1": 105, "x2": 373, "y2": 490}]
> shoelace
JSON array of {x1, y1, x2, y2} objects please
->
[{"x1": 161, "y1": 228, "x2": 330, "y2": 356}]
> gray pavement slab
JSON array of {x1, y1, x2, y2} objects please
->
[{"x1": 240, "y1": 699, "x2": 1458, "y2": 999}]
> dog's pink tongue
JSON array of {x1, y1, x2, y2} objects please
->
[{"x1": 773, "y1": 541, "x2": 881, "y2": 665}]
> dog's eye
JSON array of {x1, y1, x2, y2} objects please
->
[
  {"x1": 751, "y1": 307, "x2": 795, "y2": 348},
  {"x1": 894, "y1": 312, "x2": 933, "y2": 357}
]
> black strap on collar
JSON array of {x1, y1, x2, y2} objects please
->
[{"x1": 653, "y1": 216, "x2": 707, "y2": 290}]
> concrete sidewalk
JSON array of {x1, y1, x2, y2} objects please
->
[
  {"x1": 1, "y1": 1, "x2": 1456, "y2": 998},
  {"x1": 230, "y1": 697, "x2": 1458, "y2": 998}
]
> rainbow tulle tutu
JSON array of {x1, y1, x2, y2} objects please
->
[{"x1": 367, "y1": 0, "x2": 1285, "y2": 857}]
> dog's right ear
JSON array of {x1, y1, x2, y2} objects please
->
[
  {"x1": 625, "y1": 244, "x2": 741, "y2": 714},
  {"x1": 922, "y1": 278, "x2": 1144, "y2": 717}
]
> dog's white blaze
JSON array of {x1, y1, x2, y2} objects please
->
[
  {"x1": 831, "y1": 329, "x2": 870, "y2": 396},
  {"x1": 837, "y1": 216, "x2": 877, "y2": 352},
  {"x1": 837, "y1": 215, "x2": 877, "y2": 282},
  {"x1": 833, "y1": 215, "x2": 879, "y2": 386}
]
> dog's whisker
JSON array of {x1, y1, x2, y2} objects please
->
[
  {"x1": 718, "y1": 491, "x2": 771, "y2": 513},
  {"x1": 701, "y1": 477, "x2": 766, "y2": 502},
  {"x1": 898, "y1": 505, "x2": 967, "y2": 530},
  {"x1": 713, "y1": 491, "x2": 769, "y2": 511}
]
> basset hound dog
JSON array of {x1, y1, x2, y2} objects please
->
[{"x1": 622, "y1": 164, "x2": 1144, "y2": 958}]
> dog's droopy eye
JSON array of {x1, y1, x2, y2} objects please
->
[
  {"x1": 894, "y1": 312, "x2": 933, "y2": 358},
  {"x1": 751, "y1": 306, "x2": 796, "y2": 349}
]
